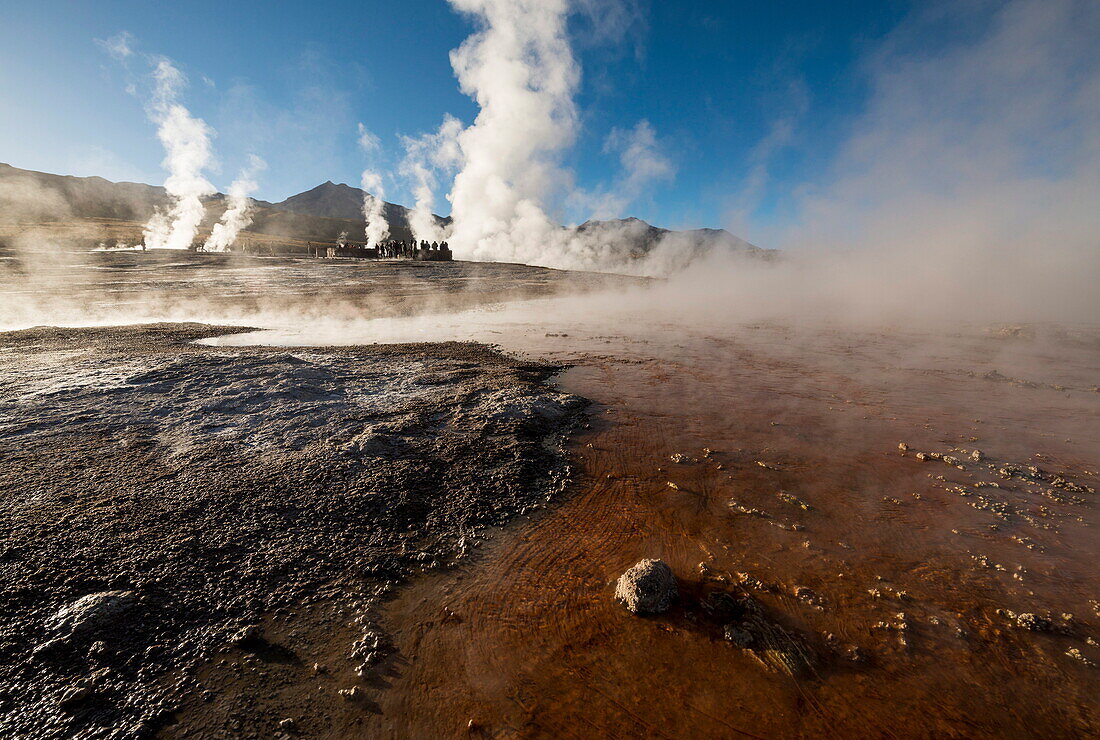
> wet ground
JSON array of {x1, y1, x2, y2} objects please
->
[
  {"x1": 379, "y1": 324, "x2": 1100, "y2": 737},
  {"x1": 1, "y1": 252, "x2": 1098, "y2": 737},
  {"x1": 212, "y1": 298, "x2": 1100, "y2": 737},
  {"x1": 0, "y1": 247, "x2": 640, "y2": 330},
  {"x1": 0, "y1": 323, "x2": 584, "y2": 738}
]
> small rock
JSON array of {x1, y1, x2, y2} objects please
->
[
  {"x1": 45, "y1": 591, "x2": 136, "y2": 641},
  {"x1": 1015, "y1": 613, "x2": 1052, "y2": 632},
  {"x1": 1066, "y1": 648, "x2": 1095, "y2": 667},
  {"x1": 728, "y1": 500, "x2": 769, "y2": 517},
  {"x1": 843, "y1": 645, "x2": 866, "y2": 663},
  {"x1": 723, "y1": 625, "x2": 754, "y2": 648},
  {"x1": 338, "y1": 687, "x2": 363, "y2": 700},
  {"x1": 279, "y1": 718, "x2": 297, "y2": 731},
  {"x1": 794, "y1": 586, "x2": 823, "y2": 606},
  {"x1": 57, "y1": 685, "x2": 91, "y2": 712},
  {"x1": 230, "y1": 625, "x2": 262, "y2": 645},
  {"x1": 614, "y1": 559, "x2": 677, "y2": 614},
  {"x1": 970, "y1": 449, "x2": 984, "y2": 462}
]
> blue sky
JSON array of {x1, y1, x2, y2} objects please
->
[{"x1": 2, "y1": 1, "x2": 934, "y2": 237}]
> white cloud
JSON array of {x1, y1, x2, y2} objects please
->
[{"x1": 95, "y1": 31, "x2": 134, "y2": 62}]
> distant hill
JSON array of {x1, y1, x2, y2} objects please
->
[
  {"x1": 273, "y1": 180, "x2": 451, "y2": 236},
  {"x1": 273, "y1": 181, "x2": 368, "y2": 220},
  {"x1": 572, "y1": 216, "x2": 773, "y2": 271},
  {"x1": 0, "y1": 163, "x2": 771, "y2": 269},
  {"x1": 0, "y1": 162, "x2": 166, "y2": 222},
  {"x1": 0, "y1": 163, "x2": 422, "y2": 244}
]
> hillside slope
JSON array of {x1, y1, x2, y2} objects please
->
[{"x1": 0, "y1": 164, "x2": 772, "y2": 268}]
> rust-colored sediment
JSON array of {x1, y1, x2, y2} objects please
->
[{"x1": 367, "y1": 328, "x2": 1100, "y2": 738}]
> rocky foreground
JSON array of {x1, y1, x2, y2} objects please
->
[{"x1": 0, "y1": 324, "x2": 586, "y2": 738}]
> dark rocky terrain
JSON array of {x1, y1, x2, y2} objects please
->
[
  {"x1": 0, "y1": 323, "x2": 586, "y2": 738},
  {"x1": 2, "y1": 252, "x2": 1095, "y2": 737}
]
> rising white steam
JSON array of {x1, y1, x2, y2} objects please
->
[
  {"x1": 96, "y1": 31, "x2": 135, "y2": 62},
  {"x1": 142, "y1": 60, "x2": 217, "y2": 250},
  {"x1": 357, "y1": 123, "x2": 389, "y2": 248},
  {"x1": 204, "y1": 155, "x2": 266, "y2": 252},
  {"x1": 443, "y1": 0, "x2": 579, "y2": 264},
  {"x1": 400, "y1": 115, "x2": 463, "y2": 243},
  {"x1": 726, "y1": 0, "x2": 1100, "y2": 325},
  {"x1": 361, "y1": 172, "x2": 389, "y2": 248},
  {"x1": 435, "y1": 0, "x2": 691, "y2": 275}
]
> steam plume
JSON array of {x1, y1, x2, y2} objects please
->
[
  {"x1": 728, "y1": 0, "x2": 1100, "y2": 325},
  {"x1": 444, "y1": 0, "x2": 579, "y2": 264},
  {"x1": 142, "y1": 60, "x2": 217, "y2": 251},
  {"x1": 361, "y1": 172, "x2": 389, "y2": 248},
  {"x1": 96, "y1": 31, "x2": 134, "y2": 63},
  {"x1": 357, "y1": 124, "x2": 389, "y2": 248},
  {"x1": 204, "y1": 155, "x2": 266, "y2": 252},
  {"x1": 436, "y1": 1, "x2": 684, "y2": 275},
  {"x1": 586, "y1": 119, "x2": 674, "y2": 220},
  {"x1": 400, "y1": 115, "x2": 463, "y2": 243}
]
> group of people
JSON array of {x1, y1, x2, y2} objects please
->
[{"x1": 376, "y1": 239, "x2": 450, "y2": 258}]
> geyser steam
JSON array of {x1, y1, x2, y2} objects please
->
[
  {"x1": 720, "y1": 0, "x2": 1100, "y2": 325},
  {"x1": 424, "y1": 0, "x2": 687, "y2": 275},
  {"x1": 443, "y1": 0, "x2": 579, "y2": 265},
  {"x1": 204, "y1": 155, "x2": 266, "y2": 253},
  {"x1": 358, "y1": 124, "x2": 389, "y2": 248},
  {"x1": 142, "y1": 60, "x2": 217, "y2": 251},
  {"x1": 400, "y1": 115, "x2": 463, "y2": 244}
]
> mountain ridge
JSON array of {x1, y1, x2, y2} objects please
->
[{"x1": 0, "y1": 163, "x2": 770, "y2": 264}]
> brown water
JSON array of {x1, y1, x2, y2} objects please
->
[{"x1": 227, "y1": 306, "x2": 1096, "y2": 738}]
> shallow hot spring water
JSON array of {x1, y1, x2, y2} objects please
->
[{"x1": 201, "y1": 293, "x2": 1100, "y2": 737}]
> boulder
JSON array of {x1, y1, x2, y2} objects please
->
[{"x1": 615, "y1": 559, "x2": 677, "y2": 614}]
